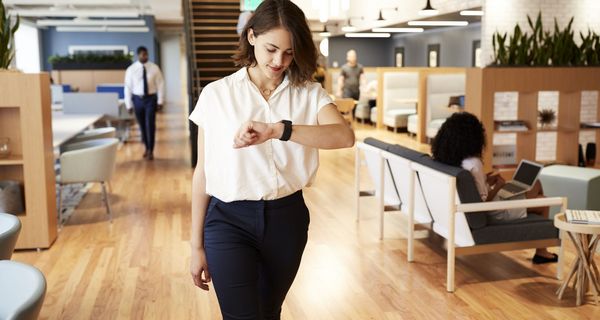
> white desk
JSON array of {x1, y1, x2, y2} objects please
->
[{"x1": 52, "y1": 112, "x2": 103, "y2": 148}]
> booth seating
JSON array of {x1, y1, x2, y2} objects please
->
[
  {"x1": 381, "y1": 72, "x2": 418, "y2": 131},
  {"x1": 370, "y1": 107, "x2": 378, "y2": 124},
  {"x1": 355, "y1": 138, "x2": 565, "y2": 292},
  {"x1": 355, "y1": 103, "x2": 371, "y2": 123},
  {"x1": 539, "y1": 165, "x2": 600, "y2": 217},
  {"x1": 407, "y1": 73, "x2": 465, "y2": 139}
]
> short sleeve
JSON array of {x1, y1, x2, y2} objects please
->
[
  {"x1": 462, "y1": 158, "x2": 488, "y2": 201},
  {"x1": 189, "y1": 85, "x2": 212, "y2": 128},
  {"x1": 315, "y1": 85, "x2": 334, "y2": 112}
]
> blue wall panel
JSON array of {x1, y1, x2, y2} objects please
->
[{"x1": 41, "y1": 15, "x2": 158, "y2": 71}]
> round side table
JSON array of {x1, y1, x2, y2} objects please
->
[{"x1": 554, "y1": 213, "x2": 600, "y2": 306}]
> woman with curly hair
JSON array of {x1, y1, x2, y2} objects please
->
[{"x1": 431, "y1": 112, "x2": 557, "y2": 264}]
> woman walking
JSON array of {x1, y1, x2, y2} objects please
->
[{"x1": 189, "y1": 1, "x2": 355, "y2": 319}]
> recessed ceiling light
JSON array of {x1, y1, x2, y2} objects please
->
[
  {"x1": 319, "y1": 32, "x2": 331, "y2": 37},
  {"x1": 56, "y1": 26, "x2": 150, "y2": 32},
  {"x1": 408, "y1": 20, "x2": 469, "y2": 27},
  {"x1": 9, "y1": 9, "x2": 139, "y2": 18},
  {"x1": 37, "y1": 19, "x2": 146, "y2": 27},
  {"x1": 372, "y1": 27, "x2": 424, "y2": 33},
  {"x1": 460, "y1": 10, "x2": 484, "y2": 16},
  {"x1": 345, "y1": 33, "x2": 391, "y2": 38}
]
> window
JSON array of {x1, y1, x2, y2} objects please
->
[{"x1": 14, "y1": 22, "x2": 41, "y2": 73}]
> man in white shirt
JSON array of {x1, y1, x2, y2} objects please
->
[{"x1": 125, "y1": 46, "x2": 165, "y2": 160}]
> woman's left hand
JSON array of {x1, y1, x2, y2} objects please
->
[{"x1": 233, "y1": 121, "x2": 280, "y2": 148}]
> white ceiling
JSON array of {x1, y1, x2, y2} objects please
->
[
  {"x1": 5, "y1": 0, "x2": 481, "y2": 29},
  {"x1": 4, "y1": 0, "x2": 182, "y2": 23}
]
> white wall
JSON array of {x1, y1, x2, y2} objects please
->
[
  {"x1": 159, "y1": 32, "x2": 184, "y2": 106},
  {"x1": 481, "y1": 0, "x2": 600, "y2": 66}
]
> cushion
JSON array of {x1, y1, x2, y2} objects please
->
[
  {"x1": 407, "y1": 115, "x2": 418, "y2": 134},
  {"x1": 471, "y1": 213, "x2": 558, "y2": 244},
  {"x1": 413, "y1": 156, "x2": 488, "y2": 229},
  {"x1": 387, "y1": 109, "x2": 416, "y2": 116},
  {"x1": 355, "y1": 103, "x2": 371, "y2": 120},
  {"x1": 426, "y1": 118, "x2": 447, "y2": 139}
]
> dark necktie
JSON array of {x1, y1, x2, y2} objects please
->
[{"x1": 142, "y1": 65, "x2": 148, "y2": 97}]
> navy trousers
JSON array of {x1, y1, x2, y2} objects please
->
[
  {"x1": 204, "y1": 191, "x2": 310, "y2": 320},
  {"x1": 132, "y1": 94, "x2": 157, "y2": 153}
]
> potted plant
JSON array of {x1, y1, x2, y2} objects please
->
[
  {"x1": 538, "y1": 108, "x2": 556, "y2": 128},
  {"x1": 491, "y1": 12, "x2": 600, "y2": 67},
  {"x1": 49, "y1": 52, "x2": 133, "y2": 70},
  {"x1": 0, "y1": 0, "x2": 19, "y2": 70}
]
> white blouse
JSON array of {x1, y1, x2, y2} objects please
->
[
  {"x1": 189, "y1": 68, "x2": 333, "y2": 202},
  {"x1": 124, "y1": 61, "x2": 165, "y2": 110},
  {"x1": 461, "y1": 157, "x2": 488, "y2": 201}
]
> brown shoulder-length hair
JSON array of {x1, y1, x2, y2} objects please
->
[{"x1": 233, "y1": 0, "x2": 317, "y2": 86}]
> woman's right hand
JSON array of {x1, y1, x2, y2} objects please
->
[{"x1": 190, "y1": 247, "x2": 211, "y2": 291}]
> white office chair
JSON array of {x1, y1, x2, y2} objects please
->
[
  {"x1": 71, "y1": 127, "x2": 116, "y2": 144},
  {"x1": 0, "y1": 260, "x2": 47, "y2": 320},
  {"x1": 57, "y1": 138, "x2": 119, "y2": 225},
  {"x1": 0, "y1": 213, "x2": 21, "y2": 260}
]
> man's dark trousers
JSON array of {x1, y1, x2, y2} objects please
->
[{"x1": 132, "y1": 94, "x2": 157, "y2": 153}]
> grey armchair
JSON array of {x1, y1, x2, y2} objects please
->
[
  {"x1": 0, "y1": 213, "x2": 21, "y2": 260},
  {"x1": 57, "y1": 138, "x2": 119, "y2": 225},
  {"x1": 0, "y1": 260, "x2": 47, "y2": 320}
]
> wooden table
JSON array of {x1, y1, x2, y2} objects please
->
[
  {"x1": 52, "y1": 112, "x2": 103, "y2": 148},
  {"x1": 554, "y1": 213, "x2": 600, "y2": 306}
]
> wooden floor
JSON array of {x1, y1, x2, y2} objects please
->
[{"x1": 13, "y1": 109, "x2": 600, "y2": 319}]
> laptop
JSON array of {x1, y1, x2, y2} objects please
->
[{"x1": 497, "y1": 160, "x2": 544, "y2": 199}]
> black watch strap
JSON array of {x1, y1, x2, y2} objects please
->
[{"x1": 279, "y1": 120, "x2": 292, "y2": 141}]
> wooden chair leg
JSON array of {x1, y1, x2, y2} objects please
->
[{"x1": 447, "y1": 244, "x2": 456, "y2": 292}]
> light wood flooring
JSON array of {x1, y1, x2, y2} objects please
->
[{"x1": 12, "y1": 109, "x2": 600, "y2": 319}]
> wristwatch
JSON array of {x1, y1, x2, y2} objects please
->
[{"x1": 279, "y1": 120, "x2": 292, "y2": 141}]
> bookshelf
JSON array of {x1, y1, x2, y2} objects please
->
[
  {"x1": 0, "y1": 72, "x2": 57, "y2": 249},
  {"x1": 466, "y1": 67, "x2": 600, "y2": 173}
]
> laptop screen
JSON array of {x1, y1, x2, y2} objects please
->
[{"x1": 514, "y1": 161, "x2": 541, "y2": 186}]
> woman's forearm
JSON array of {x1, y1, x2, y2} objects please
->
[
  {"x1": 191, "y1": 166, "x2": 210, "y2": 249},
  {"x1": 271, "y1": 122, "x2": 355, "y2": 149}
]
